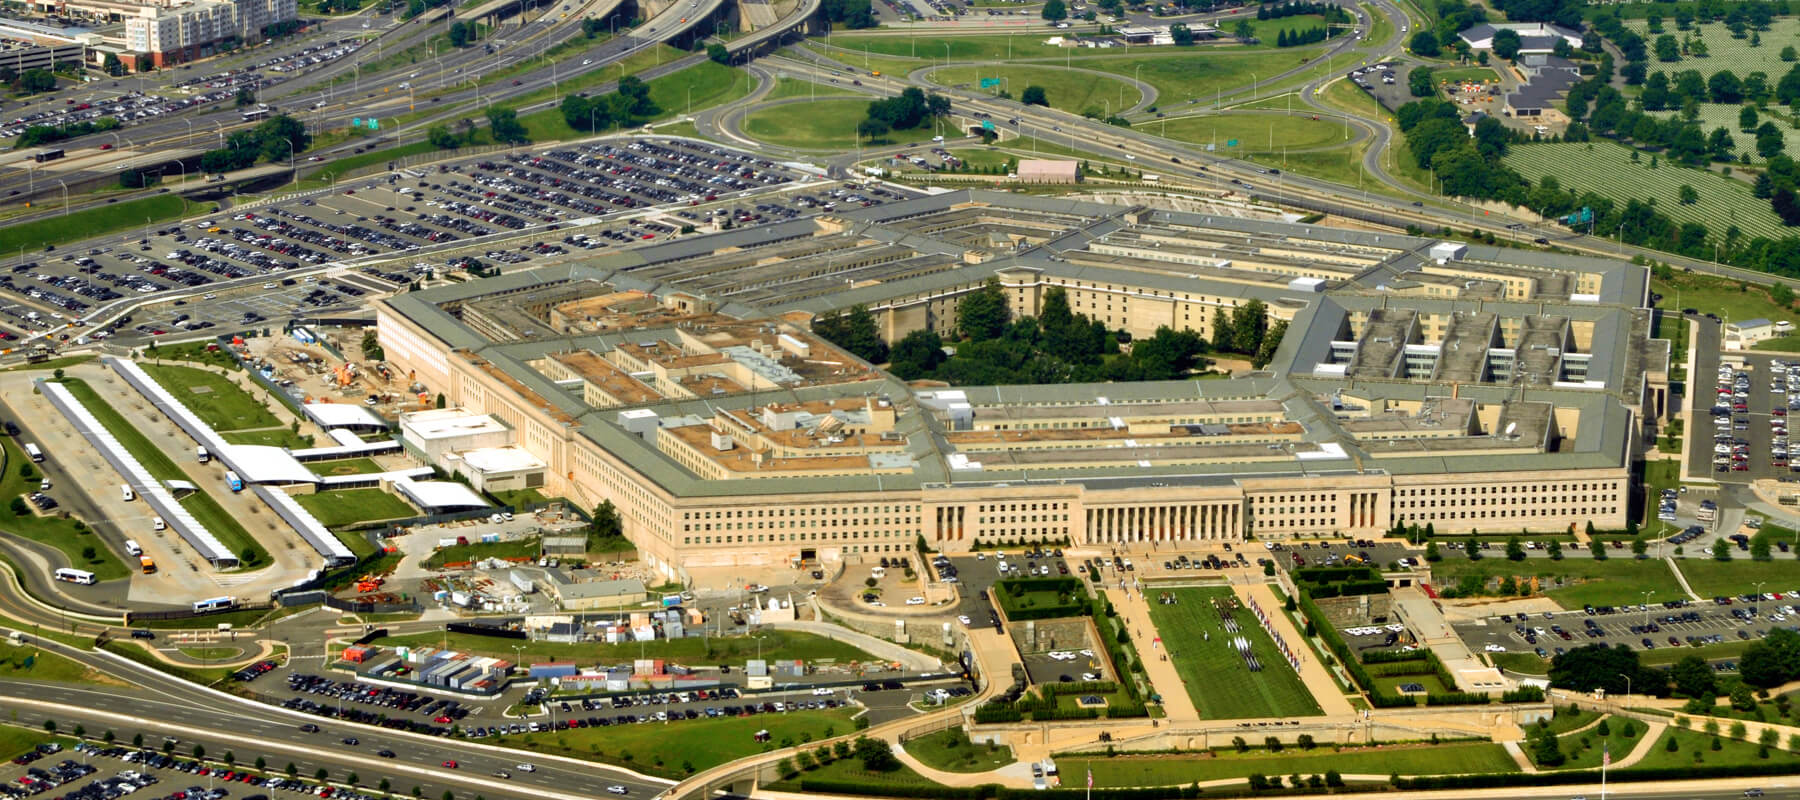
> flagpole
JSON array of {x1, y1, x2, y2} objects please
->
[
  {"x1": 1601, "y1": 743, "x2": 1608, "y2": 800},
  {"x1": 1086, "y1": 761, "x2": 1091, "y2": 800}
]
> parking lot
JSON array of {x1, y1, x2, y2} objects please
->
[
  {"x1": 1455, "y1": 594, "x2": 1800, "y2": 667},
  {"x1": 1699, "y1": 353, "x2": 1800, "y2": 482},
  {"x1": 5, "y1": 138, "x2": 885, "y2": 342}
]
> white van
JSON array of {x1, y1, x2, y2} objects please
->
[
  {"x1": 121, "y1": 485, "x2": 134, "y2": 502},
  {"x1": 152, "y1": 517, "x2": 166, "y2": 531},
  {"x1": 124, "y1": 540, "x2": 143, "y2": 557}
]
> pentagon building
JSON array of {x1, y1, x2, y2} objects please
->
[{"x1": 376, "y1": 190, "x2": 1670, "y2": 580}]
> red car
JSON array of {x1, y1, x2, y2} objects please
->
[{"x1": 442, "y1": 761, "x2": 458, "y2": 769}]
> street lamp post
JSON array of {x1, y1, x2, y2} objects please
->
[
  {"x1": 55, "y1": 179, "x2": 67, "y2": 216},
  {"x1": 1641, "y1": 590, "x2": 1655, "y2": 628}
]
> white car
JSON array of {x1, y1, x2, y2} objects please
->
[
  {"x1": 516, "y1": 764, "x2": 536, "y2": 773},
  {"x1": 905, "y1": 596, "x2": 926, "y2": 606},
  {"x1": 1082, "y1": 672, "x2": 1099, "y2": 681},
  {"x1": 607, "y1": 787, "x2": 629, "y2": 796},
  {"x1": 958, "y1": 615, "x2": 972, "y2": 625}
]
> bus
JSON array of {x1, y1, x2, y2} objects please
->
[
  {"x1": 241, "y1": 108, "x2": 271, "y2": 122},
  {"x1": 53, "y1": 568, "x2": 95, "y2": 585},
  {"x1": 139, "y1": 556, "x2": 156, "y2": 574},
  {"x1": 23, "y1": 443, "x2": 42, "y2": 462},
  {"x1": 192, "y1": 596, "x2": 236, "y2": 613},
  {"x1": 225, "y1": 471, "x2": 243, "y2": 492},
  {"x1": 33, "y1": 149, "x2": 64, "y2": 163}
]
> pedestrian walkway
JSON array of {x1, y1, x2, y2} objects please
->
[
  {"x1": 1236, "y1": 582, "x2": 1356, "y2": 716},
  {"x1": 1102, "y1": 585, "x2": 1201, "y2": 723},
  {"x1": 1665, "y1": 555, "x2": 1701, "y2": 600}
]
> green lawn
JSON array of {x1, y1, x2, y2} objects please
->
[
  {"x1": 926, "y1": 65, "x2": 1142, "y2": 115},
  {"x1": 293, "y1": 489, "x2": 416, "y2": 528},
  {"x1": 902, "y1": 727, "x2": 1015, "y2": 773},
  {"x1": 1432, "y1": 66, "x2": 1500, "y2": 84},
  {"x1": 308, "y1": 457, "x2": 387, "y2": 476},
  {"x1": 143, "y1": 341, "x2": 240, "y2": 371},
  {"x1": 176, "y1": 646, "x2": 243, "y2": 661},
  {"x1": 0, "y1": 438, "x2": 128, "y2": 580},
  {"x1": 1492, "y1": 651, "x2": 1551, "y2": 675},
  {"x1": 1630, "y1": 726, "x2": 1800, "y2": 771},
  {"x1": 1653, "y1": 271, "x2": 1795, "y2": 332},
  {"x1": 1085, "y1": 741, "x2": 1518, "y2": 786},
  {"x1": 0, "y1": 645, "x2": 124, "y2": 686},
  {"x1": 763, "y1": 77, "x2": 849, "y2": 101},
  {"x1": 517, "y1": 62, "x2": 754, "y2": 142},
  {"x1": 1156, "y1": 112, "x2": 1352, "y2": 154},
  {"x1": 1638, "y1": 638, "x2": 1756, "y2": 667},
  {"x1": 1370, "y1": 672, "x2": 1449, "y2": 695},
  {"x1": 742, "y1": 99, "x2": 870, "y2": 149},
  {"x1": 423, "y1": 536, "x2": 540, "y2": 568},
  {"x1": 373, "y1": 628, "x2": 876, "y2": 664},
  {"x1": 0, "y1": 726, "x2": 48, "y2": 760},
  {"x1": 1676, "y1": 559, "x2": 1800, "y2": 598},
  {"x1": 1534, "y1": 714, "x2": 1645, "y2": 770},
  {"x1": 774, "y1": 757, "x2": 938, "y2": 788},
  {"x1": 495, "y1": 710, "x2": 856, "y2": 778},
  {"x1": 1144, "y1": 586, "x2": 1324, "y2": 719},
  {"x1": 140, "y1": 363, "x2": 285, "y2": 432},
  {"x1": 0, "y1": 196, "x2": 208, "y2": 255},
  {"x1": 1429, "y1": 556, "x2": 1683, "y2": 609},
  {"x1": 56, "y1": 379, "x2": 270, "y2": 569},
  {"x1": 298, "y1": 140, "x2": 438, "y2": 190}
]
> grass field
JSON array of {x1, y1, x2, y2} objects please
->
[
  {"x1": 1653, "y1": 271, "x2": 1795, "y2": 332},
  {"x1": 308, "y1": 457, "x2": 386, "y2": 476},
  {"x1": 496, "y1": 709, "x2": 856, "y2": 778},
  {"x1": 1429, "y1": 555, "x2": 1684, "y2": 608},
  {"x1": 927, "y1": 65, "x2": 1142, "y2": 114},
  {"x1": 517, "y1": 62, "x2": 753, "y2": 142},
  {"x1": 1631, "y1": 725, "x2": 1800, "y2": 770},
  {"x1": 742, "y1": 99, "x2": 871, "y2": 149},
  {"x1": 298, "y1": 140, "x2": 437, "y2": 190},
  {"x1": 0, "y1": 645, "x2": 126, "y2": 686},
  {"x1": 1504, "y1": 141, "x2": 1785, "y2": 242},
  {"x1": 1085, "y1": 741, "x2": 1518, "y2": 786},
  {"x1": 423, "y1": 536, "x2": 540, "y2": 568},
  {"x1": 902, "y1": 728, "x2": 1016, "y2": 773},
  {"x1": 372, "y1": 628, "x2": 876, "y2": 664},
  {"x1": 1144, "y1": 586, "x2": 1323, "y2": 719},
  {"x1": 140, "y1": 363, "x2": 284, "y2": 432},
  {"x1": 0, "y1": 727, "x2": 48, "y2": 760},
  {"x1": 1432, "y1": 66, "x2": 1500, "y2": 84},
  {"x1": 774, "y1": 758, "x2": 938, "y2": 789},
  {"x1": 1156, "y1": 112, "x2": 1352, "y2": 153},
  {"x1": 293, "y1": 489, "x2": 416, "y2": 528},
  {"x1": 1625, "y1": 15, "x2": 1800, "y2": 160},
  {"x1": 0, "y1": 196, "x2": 208, "y2": 255},
  {"x1": 57, "y1": 379, "x2": 270, "y2": 568},
  {"x1": 0, "y1": 437, "x2": 128, "y2": 580},
  {"x1": 176, "y1": 646, "x2": 243, "y2": 661},
  {"x1": 1638, "y1": 638, "x2": 1755, "y2": 667},
  {"x1": 762, "y1": 77, "x2": 852, "y2": 101},
  {"x1": 1675, "y1": 559, "x2": 1800, "y2": 598},
  {"x1": 1536, "y1": 714, "x2": 1645, "y2": 769}
]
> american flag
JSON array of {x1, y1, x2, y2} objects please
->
[
  {"x1": 1087, "y1": 770, "x2": 1093, "y2": 789},
  {"x1": 1603, "y1": 743, "x2": 1610, "y2": 768}
]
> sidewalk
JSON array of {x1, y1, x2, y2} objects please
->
[{"x1": 1102, "y1": 585, "x2": 1200, "y2": 723}]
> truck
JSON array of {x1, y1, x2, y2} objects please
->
[
  {"x1": 124, "y1": 540, "x2": 143, "y2": 557},
  {"x1": 196, "y1": 446, "x2": 209, "y2": 463},
  {"x1": 225, "y1": 471, "x2": 243, "y2": 492},
  {"x1": 205, "y1": 174, "x2": 225, "y2": 183},
  {"x1": 139, "y1": 556, "x2": 156, "y2": 574}
]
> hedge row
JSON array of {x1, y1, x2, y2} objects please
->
[
  {"x1": 1039, "y1": 680, "x2": 1119, "y2": 696},
  {"x1": 1303, "y1": 579, "x2": 1389, "y2": 598},
  {"x1": 1502, "y1": 686, "x2": 1546, "y2": 702},
  {"x1": 796, "y1": 780, "x2": 1206, "y2": 800},
  {"x1": 1398, "y1": 761, "x2": 1800, "y2": 791},
  {"x1": 1358, "y1": 649, "x2": 1430, "y2": 664},
  {"x1": 1425, "y1": 691, "x2": 1492, "y2": 706},
  {"x1": 1364, "y1": 660, "x2": 1438, "y2": 678}
]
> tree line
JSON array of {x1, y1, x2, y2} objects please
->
[
  {"x1": 559, "y1": 75, "x2": 660, "y2": 133},
  {"x1": 1275, "y1": 27, "x2": 1336, "y2": 46},
  {"x1": 198, "y1": 115, "x2": 312, "y2": 174}
]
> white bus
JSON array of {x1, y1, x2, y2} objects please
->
[
  {"x1": 121, "y1": 485, "x2": 134, "y2": 502},
  {"x1": 192, "y1": 596, "x2": 236, "y2": 613},
  {"x1": 196, "y1": 446, "x2": 209, "y2": 464},
  {"x1": 54, "y1": 568, "x2": 95, "y2": 585},
  {"x1": 225, "y1": 471, "x2": 243, "y2": 492},
  {"x1": 23, "y1": 443, "x2": 42, "y2": 462}
]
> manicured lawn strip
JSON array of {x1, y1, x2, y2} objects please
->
[
  {"x1": 308, "y1": 457, "x2": 387, "y2": 476},
  {"x1": 293, "y1": 489, "x2": 417, "y2": 528},
  {"x1": 218, "y1": 429, "x2": 311, "y2": 447},
  {"x1": 139, "y1": 363, "x2": 285, "y2": 432},
  {"x1": 1630, "y1": 726, "x2": 1800, "y2": 771},
  {"x1": 902, "y1": 728, "x2": 1015, "y2": 773},
  {"x1": 1085, "y1": 741, "x2": 1518, "y2": 786},
  {"x1": 736, "y1": 100, "x2": 868, "y2": 150},
  {"x1": 176, "y1": 646, "x2": 242, "y2": 661},
  {"x1": 0, "y1": 196, "x2": 208, "y2": 255},
  {"x1": 1637, "y1": 638, "x2": 1755, "y2": 667},
  {"x1": 0, "y1": 438, "x2": 128, "y2": 580},
  {"x1": 422, "y1": 536, "x2": 541, "y2": 568},
  {"x1": 56, "y1": 379, "x2": 270, "y2": 568},
  {"x1": 372, "y1": 628, "x2": 876, "y2": 664},
  {"x1": 1432, "y1": 66, "x2": 1500, "y2": 84},
  {"x1": 297, "y1": 141, "x2": 438, "y2": 190},
  {"x1": 493, "y1": 709, "x2": 857, "y2": 778},
  {"x1": 1491, "y1": 651, "x2": 1550, "y2": 675},
  {"x1": 0, "y1": 726, "x2": 49, "y2": 759},
  {"x1": 332, "y1": 527, "x2": 377, "y2": 559},
  {"x1": 0, "y1": 644, "x2": 125, "y2": 686},
  {"x1": 776, "y1": 757, "x2": 938, "y2": 787},
  {"x1": 1155, "y1": 112, "x2": 1353, "y2": 153},
  {"x1": 1428, "y1": 557, "x2": 1682, "y2": 609},
  {"x1": 1144, "y1": 586, "x2": 1323, "y2": 719},
  {"x1": 1370, "y1": 673, "x2": 1449, "y2": 695},
  {"x1": 926, "y1": 64, "x2": 1143, "y2": 114},
  {"x1": 1675, "y1": 559, "x2": 1800, "y2": 599},
  {"x1": 763, "y1": 77, "x2": 849, "y2": 101}
]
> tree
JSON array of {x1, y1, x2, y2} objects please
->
[
  {"x1": 888, "y1": 329, "x2": 946, "y2": 379},
  {"x1": 428, "y1": 125, "x2": 462, "y2": 149},
  {"x1": 957, "y1": 278, "x2": 1010, "y2": 341},
  {"x1": 590, "y1": 500, "x2": 623, "y2": 542},
  {"x1": 1234, "y1": 19, "x2": 1255, "y2": 40},
  {"x1": 1425, "y1": 541, "x2": 1441, "y2": 562},
  {"x1": 1671, "y1": 654, "x2": 1717, "y2": 698},
  {"x1": 1786, "y1": 45, "x2": 1798, "y2": 62},
  {"x1": 1531, "y1": 728, "x2": 1565, "y2": 767},
  {"x1": 1547, "y1": 539, "x2": 1563, "y2": 560},
  {"x1": 81, "y1": 545, "x2": 96, "y2": 562},
  {"x1": 853, "y1": 737, "x2": 899, "y2": 772},
  {"x1": 1740, "y1": 628, "x2": 1800, "y2": 687},
  {"x1": 1752, "y1": 536, "x2": 1772, "y2": 561},
  {"x1": 707, "y1": 42, "x2": 730, "y2": 64},
  {"x1": 192, "y1": 744, "x2": 206, "y2": 760},
  {"x1": 1170, "y1": 23, "x2": 1195, "y2": 46},
  {"x1": 1464, "y1": 537, "x2": 1480, "y2": 559},
  {"x1": 1409, "y1": 66, "x2": 1436, "y2": 98},
  {"x1": 1656, "y1": 34, "x2": 1681, "y2": 61},
  {"x1": 1742, "y1": 105, "x2": 1761, "y2": 131},
  {"x1": 1550, "y1": 644, "x2": 1658, "y2": 696},
  {"x1": 18, "y1": 69, "x2": 55, "y2": 93},
  {"x1": 1710, "y1": 69, "x2": 1744, "y2": 103},
  {"x1": 856, "y1": 117, "x2": 890, "y2": 142},
  {"x1": 1505, "y1": 536, "x2": 1526, "y2": 561},
  {"x1": 449, "y1": 21, "x2": 476, "y2": 47},
  {"x1": 103, "y1": 52, "x2": 125, "y2": 77},
  {"x1": 1758, "y1": 121, "x2": 1786, "y2": 158},
  {"x1": 1040, "y1": 0, "x2": 1066, "y2": 20},
  {"x1": 1021, "y1": 86, "x2": 1048, "y2": 106},
  {"x1": 1591, "y1": 538, "x2": 1607, "y2": 560},
  {"x1": 1712, "y1": 538, "x2": 1733, "y2": 561},
  {"x1": 1409, "y1": 30, "x2": 1440, "y2": 57},
  {"x1": 486, "y1": 107, "x2": 529, "y2": 145},
  {"x1": 1631, "y1": 537, "x2": 1648, "y2": 557},
  {"x1": 235, "y1": 87, "x2": 256, "y2": 108},
  {"x1": 1492, "y1": 29, "x2": 1523, "y2": 60},
  {"x1": 1679, "y1": 184, "x2": 1699, "y2": 204},
  {"x1": 1731, "y1": 684, "x2": 1758, "y2": 712},
  {"x1": 812, "y1": 304, "x2": 887, "y2": 363}
]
